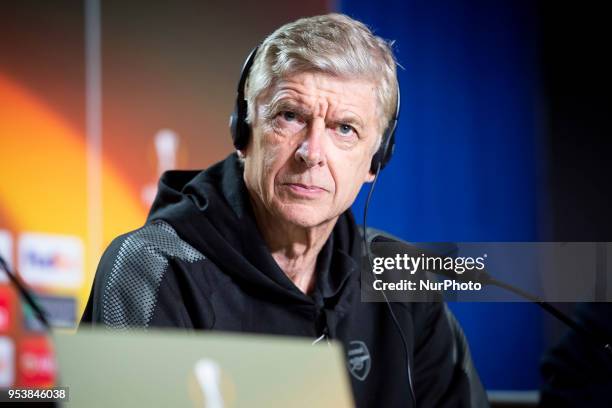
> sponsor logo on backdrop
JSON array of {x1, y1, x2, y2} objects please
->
[
  {"x1": 0, "y1": 230, "x2": 13, "y2": 282},
  {"x1": 0, "y1": 301, "x2": 8, "y2": 332},
  {"x1": 0, "y1": 287, "x2": 14, "y2": 332},
  {"x1": 142, "y1": 129, "x2": 180, "y2": 207},
  {"x1": 23, "y1": 296, "x2": 77, "y2": 331},
  {"x1": 18, "y1": 233, "x2": 84, "y2": 288},
  {"x1": 19, "y1": 337, "x2": 56, "y2": 387},
  {"x1": 0, "y1": 336, "x2": 15, "y2": 387}
]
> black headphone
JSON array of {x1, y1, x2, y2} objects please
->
[{"x1": 229, "y1": 46, "x2": 400, "y2": 174}]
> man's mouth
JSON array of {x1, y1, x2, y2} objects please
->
[{"x1": 282, "y1": 183, "x2": 328, "y2": 195}]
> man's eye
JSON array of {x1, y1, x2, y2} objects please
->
[
  {"x1": 337, "y1": 124, "x2": 355, "y2": 136},
  {"x1": 281, "y1": 111, "x2": 297, "y2": 121}
]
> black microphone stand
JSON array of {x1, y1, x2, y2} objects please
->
[{"x1": 0, "y1": 256, "x2": 50, "y2": 330}]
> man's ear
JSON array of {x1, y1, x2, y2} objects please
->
[{"x1": 364, "y1": 171, "x2": 375, "y2": 183}]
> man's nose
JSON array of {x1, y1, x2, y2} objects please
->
[{"x1": 295, "y1": 119, "x2": 326, "y2": 167}]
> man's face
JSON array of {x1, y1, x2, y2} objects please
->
[{"x1": 242, "y1": 71, "x2": 380, "y2": 228}]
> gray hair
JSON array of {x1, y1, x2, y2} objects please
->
[{"x1": 244, "y1": 13, "x2": 398, "y2": 147}]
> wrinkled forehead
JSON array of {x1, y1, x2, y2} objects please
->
[{"x1": 259, "y1": 72, "x2": 381, "y2": 121}]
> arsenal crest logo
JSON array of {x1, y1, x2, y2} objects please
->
[{"x1": 347, "y1": 340, "x2": 371, "y2": 381}]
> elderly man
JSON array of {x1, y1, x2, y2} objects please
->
[{"x1": 82, "y1": 13, "x2": 486, "y2": 407}]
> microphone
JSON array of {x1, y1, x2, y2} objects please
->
[
  {"x1": 0, "y1": 255, "x2": 51, "y2": 331},
  {"x1": 368, "y1": 233, "x2": 612, "y2": 357}
]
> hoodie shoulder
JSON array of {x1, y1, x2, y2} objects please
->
[{"x1": 85, "y1": 220, "x2": 205, "y2": 329}]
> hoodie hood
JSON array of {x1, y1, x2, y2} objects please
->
[{"x1": 147, "y1": 153, "x2": 361, "y2": 311}]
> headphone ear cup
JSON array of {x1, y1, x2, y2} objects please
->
[
  {"x1": 229, "y1": 109, "x2": 239, "y2": 146},
  {"x1": 370, "y1": 144, "x2": 384, "y2": 174},
  {"x1": 380, "y1": 129, "x2": 396, "y2": 169},
  {"x1": 229, "y1": 47, "x2": 259, "y2": 151},
  {"x1": 370, "y1": 120, "x2": 396, "y2": 174},
  {"x1": 230, "y1": 99, "x2": 250, "y2": 150}
]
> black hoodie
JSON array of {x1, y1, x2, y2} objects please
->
[{"x1": 82, "y1": 153, "x2": 486, "y2": 407}]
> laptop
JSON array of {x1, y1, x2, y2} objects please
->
[{"x1": 53, "y1": 329, "x2": 354, "y2": 407}]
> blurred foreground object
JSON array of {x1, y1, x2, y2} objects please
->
[{"x1": 55, "y1": 329, "x2": 353, "y2": 407}]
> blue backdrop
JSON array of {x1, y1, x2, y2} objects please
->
[{"x1": 343, "y1": 0, "x2": 545, "y2": 389}]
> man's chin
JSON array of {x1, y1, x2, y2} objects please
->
[{"x1": 276, "y1": 207, "x2": 337, "y2": 229}]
